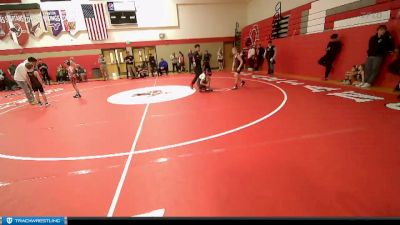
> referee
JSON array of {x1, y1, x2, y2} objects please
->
[{"x1": 190, "y1": 44, "x2": 203, "y2": 89}]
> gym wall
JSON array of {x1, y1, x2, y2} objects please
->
[
  {"x1": 243, "y1": 0, "x2": 400, "y2": 88},
  {"x1": 156, "y1": 42, "x2": 223, "y2": 70},
  {"x1": 0, "y1": 0, "x2": 245, "y2": 79}
]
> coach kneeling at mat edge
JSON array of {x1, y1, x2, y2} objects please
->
[{"x1": 14, "y1": 57, "x2": 37, "y2": 105}]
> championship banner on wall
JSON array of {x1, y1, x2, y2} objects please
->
[
  {"x1": 64, "y1": 8, "x2": 84, "y2": 36},
  {"x1": 60, "y1": 10, "x2": 70, "y2": 33},
  {"x1": 0, "y1": 13, "x2": 9, "y2": 40},
  {"x1": 24, "y1": 10, "x2": 46, "y2": 37},
  {"x1": 43, "y1": 10, "x2": 64, "y2": 36},
  {"x1": 7, "y1": 11, "x2": 29, "y2": 46}
]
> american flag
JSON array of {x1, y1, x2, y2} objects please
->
[{"x1": 81, "y1": 3, "x2": 108, "y2": 41}]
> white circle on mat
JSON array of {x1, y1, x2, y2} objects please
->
[{"x1": 107, "y1": 85, "x2": 196, "y2": 105}]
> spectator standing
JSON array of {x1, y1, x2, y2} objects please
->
[
  {"x1": 361, "y1": 25, "x2": 395, "y2": 88},
  {"x1": 264, "y1": 41, "x2": 277, "y2": 75},
  {"x1": 125, "y1": 52, "x2": 136, "y2": 79},
  {"x1": 98, "y1": 54, "x2": 109, "y2": 81},
  {"x1": 148, "y1": 53, "x2": 158, "y2": 76},
  {"x1": 318, "y1": 34, "x2": 342, "y2": 80},
  {"x1": 170, "y1": 52, "x2": 178, "y2": 73},
  {"x1": 217, "y1": 48, "x2": 224, "y2": 71},
  {"x1": 255, "y1": 44, "x2": 265, "y2": 71},
  {"x1": 178, "y1": 51, "x2": 185, "y2": 73},
  {"x1": 188, "y1": 49, "x2": 194, "y2": 73}
]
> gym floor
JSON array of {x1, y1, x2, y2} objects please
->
[{"x1": 0, "y1": 72, "x2": 399, "y2": 217}]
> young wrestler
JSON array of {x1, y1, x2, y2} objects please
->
[
  {"x1": 26, "y1": 63, "x2": 49, "y2": 106},
  {"x1": 232, "y1": 47, "x2": 245, "y2": 90},
  {"x1": 66, "y1": 61, "x2": 82, "y2": 98}
]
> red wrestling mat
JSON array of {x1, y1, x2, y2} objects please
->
[{"x1": 0, "y1": 72, "x2": 399, "y2": 217}]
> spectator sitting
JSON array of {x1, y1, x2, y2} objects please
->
[
  {"x1": 0, "y1": 69, "x2": 17, "y2": 91},
  {"x1": 0, "y1": 69, "x2": 18, "y2": 91},
  {"x1": 76, "y1": 65, "x2": 87, "y2": 82},
  {"x1": 342, "y1": 64, "x2": 364, "y2": 86},
  {"x1": 7, "y1": 62, "x2": 17, "y2": 79},
  {"x1": 158, "y1": 58, "x2": 169, "y2": 75},
  {"x1": 56, "y1": 64, "x2": 67, "y2": 84},
  {"x1": 136, "y1": 64, "x2": 149, "y2": 78},
  {"x1": 0, "y1": 71, "x2": 4, "y2": 91}
]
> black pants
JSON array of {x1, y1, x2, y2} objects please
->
[
  {"x1": 0, "y1": 77, "x2": 18, "y2": 90},
  {"x1": 188, "y1": 62, "x2": 192, "y2": 73},
  {"x1": 191, "y1": 67, "x2": 202, "y2": 86},
  {"x1": 41, "y1": 70, "x2": 51, "y2": 85},
  {"x1": 203, "y1": 62, "x2": 211, "y2": 74},
  {"x1": 158, "y1": 68, "x2": 168, "y2": 75},
  {"x1": 248, "y1": 58, "x2": 254, "y2": 69},
  {"x1": 318, "y1": 56, "x2": 334, "y2": 79},
  {"x1": 267, "y1": 59, "x2": 275, "y2": 74},
  {"x1": 172, "y1": 63, "x2": 178, "y2": 73},
  {"x1": 255, "y1": 58, "x2": 264, "y2": 71}
]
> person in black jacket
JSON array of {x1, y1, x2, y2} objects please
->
[
  {"x1": 255, "y1": 44, "x2": 265, "y2": 71},
  {"x1": 190, "y1": 44, "x2": 203, "y2": 89},
  {"x1": 264, "y1": 41, "x2": 277, "y2": 75},
  {"x1": 318, "y1": 33, "x2": 342, "y2": 80},
  {"x1": 360, "y1": 25, "x2": 395, "y2": 88},
  {"x1": 37, "y1": 59, "x2": 51, "y2": 85}
]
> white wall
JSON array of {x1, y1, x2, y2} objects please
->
[
  {"x1": 246, "y1": 0, "x2": 314, "y2": 25},
  {"x1": 1, "y1": 0, "x2": 246, "y2": 50},
  {"x1": 306, "y1": 0, "x2": 359, "y2": 34}
]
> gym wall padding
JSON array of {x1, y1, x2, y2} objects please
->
[{"x1": 242, "y1": 0, "x2": 400, "y2": 88}]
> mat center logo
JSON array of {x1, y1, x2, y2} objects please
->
[
  {"x1": 131, "y1": 90, "x2": 167, "y2": 98},
  {"x1": 108, "y1": 85, "x2": 196, "y2": 105}
]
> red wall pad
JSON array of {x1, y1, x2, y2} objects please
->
[{"x1": 242, "y1": 1, "x2": 400, "y2": 89}]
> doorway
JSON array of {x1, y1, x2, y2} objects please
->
[
  {"x1": 132, "y1": 47, "x2": 157, "y2": 67},
  {"x1": 102, "y1": 48, "x2": 127, "y2": 79}
]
